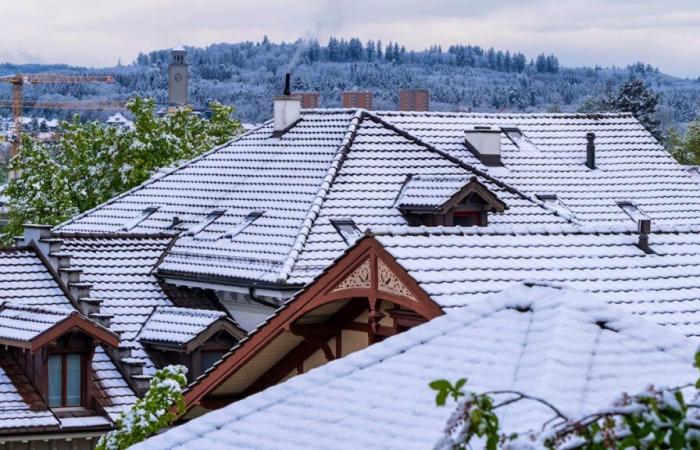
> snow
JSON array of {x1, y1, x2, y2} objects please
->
[{"x1": 135, "y1": 283, "x2": 697, "y2": 450}]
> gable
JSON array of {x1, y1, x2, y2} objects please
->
[{"x1": 181, "y1": 236, "x2": 443, "y2": 414}]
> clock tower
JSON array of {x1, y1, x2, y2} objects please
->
[{"x1": 168, "y1": 46, "x2": 188, "y2": 106}]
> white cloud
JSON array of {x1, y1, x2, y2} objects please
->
[{"x1": 0, "y1": 0, "x2": 697, "y2": 76}]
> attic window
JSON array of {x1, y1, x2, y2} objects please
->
[
  {"x1": 617, "y1": 201, "x2": 648, "y2": 222},
  {"x1": 397, "y1": 175, "x2": 506, "y2": 227},
  {"x1": 120, "y1": 206, "x2": 158, "y2": 231},
  {"x1": 48, "y1": 354, "x2": 82, "y2": 407},
  {"x1": 537, "y1": 193, "x2": 574, "y2": 218},
  {"x1": 222, "y1": 211, "x2": 264, "y2": 240},
  {"x1": 502, "y1": 127, "x2": 539, "y2": 153},
  {"x1": 331, "y1": 219, "x2": 362, "y2": 245},
  {"x1": 186, "y1": 209, "x2": 226, "y2": 236}
]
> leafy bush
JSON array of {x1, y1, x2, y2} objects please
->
[
  {"x1": 432, "y1": 353, "x2": 700, "y2": 449},
  {"x1": 97, "y1": 365, "x2": 188, "y2": 450},
  {"x1": 2, "y1": 98, "x2": 241, "y2": 241}
]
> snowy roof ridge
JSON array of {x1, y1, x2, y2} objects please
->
[
  {"x1": 362, "y1": 111, "x2": 575, "y2": 224},
  {"x1": 375, "y1": 110, "x2": 636, "y2": 119},
  {"x1": 54, "y1": 122, "x2": 271, "y2": 232},
  {"x1": 368, "y1": 222, "x2": 700, "y2": 237},
  {"x1": 276, "y1": 109, "x2": 366, "y2": 282}
]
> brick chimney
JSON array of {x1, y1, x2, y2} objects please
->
[
  {"x1": 342, "y1": 91, "x2": 373, "y2": 109},
  {"x1": 296, "y1": 92, "x2": 319, "y2": 109},
  {"x1": 399, "y1": 89, "x2": 430, "y2": 111}
]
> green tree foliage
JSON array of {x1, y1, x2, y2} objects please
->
[
  {"x1": 96, "y1": 365, "x2": 188, "y2": 450},
  {"x1": 608, "y1": 79, "x2": 661, "y2": 140},
  {"x1": 2, "y1": 98, "x2": 241, "y2": 240},
  {"x1": 666, "y1": 118, "x2": 700, "y2": 165},
  {"x1": 432, "y1": 351, "x2": 700, "y2": 449},
  {"x1": 578, "y1": 79, "x2": 662, "y2": 141}
]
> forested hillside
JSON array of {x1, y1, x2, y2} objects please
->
[{"x1": 1, "y1": 37, "x2": 699, "y2": 135}]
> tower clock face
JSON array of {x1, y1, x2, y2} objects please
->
[{"x1": 174, "y1": 73, "x2": 183, "y2": 81}]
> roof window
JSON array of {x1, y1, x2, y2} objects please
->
[
  {"x1": 120, "y1": 206, "x2": 159, "y2": 231},
  {"x1": 331, "y1": 219, "x2": 362, "y2": 245},
  {"x1": 617, "y1": 201, "x2": 648, "y2": 222},
  {"x1": 502, "y1": 127, "x2": 540, "y2": 153},
  {"x1": 186, "y1": 209, "x2": 226, "y2": 237},
  {"x1": 222, "y1": 211, "x2": 264, "y2": 240},
  {"x1": 536, "y1": 193, "x2": 574, "y2": 218}
]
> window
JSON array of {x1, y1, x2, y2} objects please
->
[
  {"x1": 222, "y1": 211, "x2": 264, "y2": 240},
  {"x1": 48, "y1": 354, "x2": 82, "y2": 408},
  {"x1": 617, "y1": 201, "x2": 648, "y2": 221},
  {"x1": 120, "y1": 206, "x2": 159, "y2": 231},
  {"x1": 453, "y1": 211, "x2": 482, "y2": 227},
  {"x1": 201, "y1": 351, "x2": 226, "y2": 372},
  {"x1": 331, "y1": 219, "x2": 362, "y2": 244},
  {"x1": 503, "y1": 128, "x2": 540, "y2": 153},
  {"x1": 186, "y1": 209, "x2": 226, "y2": 236}
]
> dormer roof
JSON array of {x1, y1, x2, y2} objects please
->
[
  {"x1": 398, "y1": 175, "x2": 506, "y2": 214},
  {"x1": 138, "y1": 306, "x2": 244, "y2": 352},
  {"x1": 0, "y1": 303, "x2": 118, "y2": 351}
]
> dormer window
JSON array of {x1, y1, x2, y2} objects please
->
[
  {"x1": 48, "y1": 353, "x2": 82, "y2": 407},
  {"x1": 397, "y1": 175, "x2": 506, "y2": 227}
]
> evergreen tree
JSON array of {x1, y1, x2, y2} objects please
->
[{"x1": 609, "y1": 79, "x2": 661, "y2": 139}]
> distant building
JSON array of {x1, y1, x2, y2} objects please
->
[
  {"x1": 342, "y1": 91, "x2": 373, "y2": 109},
  {"x1": 168, "y1": 46, "x2": 189, "y2": 106},
  {"x1": 296, "y1": 92, "x2": 319, "y2": 109},
  {"x1": 106, "y1": 112, "x2": 135, "y2": 131},
  {"x1": 399, "y1": 89, "x2": 430, "y2": 111}
]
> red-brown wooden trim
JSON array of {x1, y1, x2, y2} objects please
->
[
  {"x1": 0, "y1": 314, "x2": 119, "y2": 352},
  {"x1": 182, "y1": 236, "x2": 443, "y2": 413}
]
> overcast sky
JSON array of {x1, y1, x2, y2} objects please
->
[{"x1": 2, "y1": 0, "x2": 699, "y2": 77}]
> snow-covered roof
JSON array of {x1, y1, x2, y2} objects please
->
[
  {"x1": 55, "y1": 110, "x2": 700, "y2": 288},
  {"x1": 55, "y1": 110, "x2": 577, "y2": 286},
  {"x1": 138, "y1": 306, "x2": 240, "y2": 350},
  {"x1": 374, "y1": 223, "x2": 700, "y2": 337},
  {"x1": 377, "y1": 111, "x2": 700, "y2": 224},
  {"x1": 0, "y1": 245, "x2": 134, "y2": 432},
  {"x1": 0, "y1": 246, "x2": 73, "y2": 308},
  {"x1": 136, "y1": 283, "x2": 696, "y2": 450},
  {"x1": 56, "y1": 234, "x2": 177, "y2": 377}
]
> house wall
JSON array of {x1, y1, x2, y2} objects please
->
[{"x1": 0, "y1": 436, "x2": 99, "y2": 449}]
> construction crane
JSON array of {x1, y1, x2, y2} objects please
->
[{"x1": 0, "y1": 74, "x2": 125, "y2": 158}]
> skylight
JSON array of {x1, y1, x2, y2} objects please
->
[
  {"x1": 331, "y1": 219, "x2": 362, "y2": 245},
  {"x1": 503, "y1": 127, "x2": 540, "y2": 153},
  {"x1": 617, "y1": 201, "x2": 648, "y2": 222},
  {"x1": 536, "y1": 194, "x2": 574, "y2": 219},
  {"x1": 186, "y1": 209, "x2": 226, "y2": 237},
  {"x1": 120, "y1": 206, "x2": 159, "y2": 231},
  {"x1": 222, "y1": 211, "x2": 264, "y2": 240}
]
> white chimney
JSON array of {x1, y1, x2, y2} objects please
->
[
  {"x1": 465, "y1": 125, "x2": 502, "y2": 166},
  {"x1": 273, "y1": 73, "x2": 301, "y2": 137}
]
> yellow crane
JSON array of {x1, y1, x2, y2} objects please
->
[{"x1": 0, "y1": 74, "x2": 125, "y2": 158}]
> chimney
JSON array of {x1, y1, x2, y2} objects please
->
[
  {"x1": 464, "y1": 126, "x2": 502, "y2": 166},
  {"x1": 297, "y1": 92, "x2": 319, "y2": 109},
  {"x1": 399, "y1": 89, "x2": 430, "y2": 111},
  {"x1": 273, "y1": 73, "x2": 301, "y2": 137},
  {"x1": 636, "y1": 218, "x2": 652, "y2": 254},
  {"x1": 342, "y1": 91, "x2": 373, "y2": 109},
  {"x1": 586, "y1": 132, "x2": 596, "y2": 169}
]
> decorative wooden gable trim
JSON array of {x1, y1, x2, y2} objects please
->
[
  {"x1": 181, "y1": 236, "x2": 443, "y2": 414},
  {"x1": 445, "y1": 177, "x2": 507, "y2": 214}
]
